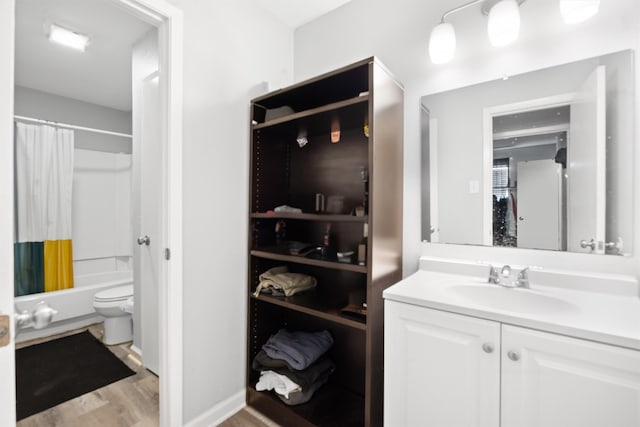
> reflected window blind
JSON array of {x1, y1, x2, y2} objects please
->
[{"x1": 493, "y1": 158, "x2": 510, "y2": 200}]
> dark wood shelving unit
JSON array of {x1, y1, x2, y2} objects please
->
[
  {"x1": 247, "y1": 57, "x2": 403, "y2": 427},
  {"x1": 248, "y1": 382, "x2": 365, "y2": 427},
  {"x1": 253, "y1": 95, "x2": 368, "y2": 131},
  {"x1": 251, "y1": 212, "x2": 368, "y2": 223},
  {"x1": 251, "y1": 293, "x2": 366, "y2": 331},
  {"x1": 251, "y1": 249, "x2": 368, "y2": 274}
]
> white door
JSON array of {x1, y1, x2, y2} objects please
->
[
  {"x1": 567, "y1": 65, "x2": 606, "y2": 254},
  {"x1": 501, "y1": 325, "x2": 640, "y2": 427},
  {"x1": 384, "y1": 301, "x2": 500, "y2": 427},
  {"x1": 0, "y1": 0, "x2": 16, "y2": 424},
  {"x1": 138, "y1": 72, "x2": 162, "y2": 374},
  {"x1": 428, "y1": 117, "x2": 440, "y2": 243},
  {"x1": 517, "y1": 159, "x2": 562, "y2": 250}
]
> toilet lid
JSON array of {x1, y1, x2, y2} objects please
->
[{"x1": 95, "y1": 284, "x2": 134, "y2": 302}]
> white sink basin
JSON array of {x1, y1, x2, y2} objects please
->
[{"x1": 446, "y1": 284, "x2": 577, "y2": 314}]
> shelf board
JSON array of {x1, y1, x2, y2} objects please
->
[
  {"x1": 253, "y1": 95, "x2": 369, "y2": 131},
  {"x1": 251, "y1": 249, "x2": 367, "y2": 274},
  {"x1": 251, "y1": 212, "x2": 368, "y2": 223},
  {"x1": 251, "y1": 293, "x2": 366, "y2": 331},
  {"x1": 248, "y1": 382, "x2": 365, "y2": 427}
]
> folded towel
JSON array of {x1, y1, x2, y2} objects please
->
[
  {"x1": 262, "y1": 329, "x2": 333, "y2": 371},
  {"x1": 252, "y1": 351, "x2": 335, "y2": 391},
  {"x1": 277, "y1": 369, "x2": 331, "y2": 406},
  {"x1": 255, "y1": 370, "x2": 301, "y2": 399},
  {"x1": 253, "y1": 266, "x2": 317, "y2": 297},
  {"x1": 252, "y1": 349, "x2": 295, "y2": 371}
]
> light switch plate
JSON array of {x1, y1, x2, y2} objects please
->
[{"x1": 469, "y1": 180, "x2": 480, "y2": 194}]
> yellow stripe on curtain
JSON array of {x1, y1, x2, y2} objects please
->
[{"x1": 44, "y1": 240, "x2": 74, "y2": 292}]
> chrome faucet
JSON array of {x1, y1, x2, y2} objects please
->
[
  {"x1": 488, "y1": 265, "x2": 500, "y2": 284},
  {"x1": 488, "y1": 265, "x2": 530, "y2": 288},
  {"x1": 500, "y1": 265, "x2": 512, "y2": 280},
  {"x1": 515, "y1": 267, "x2": 530, "y2": 288}
]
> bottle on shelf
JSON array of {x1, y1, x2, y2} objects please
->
[
  {"x1": 357, "y1": 223, "x2": 368, "y2": 266},
  {"x1": 320, "y1": 223, "x2": 331, "y2": 259},
  {"x1": 361, "y1": 167, "x2": 369, "y2": 215},
  {"x1": 275, "y1": 220, "x2": 286, "y2": 247}
]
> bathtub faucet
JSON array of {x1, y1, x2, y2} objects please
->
[{"x1": 15, "y1": 301, "x2": 58, "y2": 331}]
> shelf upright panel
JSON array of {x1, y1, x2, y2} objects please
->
[{"x1": 364, "y1": 59, "x2": 404, "y2": 427}]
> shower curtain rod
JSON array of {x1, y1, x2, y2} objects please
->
[{"x1": 14, "y1": 115, "x2": 133, "y2": 139}]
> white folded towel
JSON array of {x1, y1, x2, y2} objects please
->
[{"x1": 256, "y1": 370, "x2": 301, "y2": 399}]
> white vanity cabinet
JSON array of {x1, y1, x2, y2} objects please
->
[
  {"x1": 384, "y1": 300, "x2": 640, "y2": 427},
  {"x1": 384, "y1": 300, "x2": 500, "y2": 427},
  {"x1": 501, "y1": 325, "x2": 640, "y2": 427}
]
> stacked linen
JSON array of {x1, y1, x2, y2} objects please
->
[
  {"x1": 254, "y1": 329, "x2": 335, "y2": 405},
  {"x1": 253, "y1": 266, "x2": 317, "y2": 297}
]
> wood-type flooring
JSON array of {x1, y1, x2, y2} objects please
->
[
  {"x1": 16, "y1": 324, "x2": 158, "y2": 427},
  {"x1": 15, "y1": 324, "x2": 278, "y2": 427}
]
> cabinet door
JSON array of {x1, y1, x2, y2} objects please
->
[
  {"x1": 502, "y1": 325, "x2": 640, "y2": 427},
  {"x1": 384, "y1": 301, "x2": 500, "y2": 427}
]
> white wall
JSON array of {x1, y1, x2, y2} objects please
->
[
  {"x1": 294, "y1": 0, "x2": 640, "y2": 278},
  {"x1": 162, "y1": 0, "x2": 293, "y2": 423},
  {"x1": 14, "y1": 86, "x2": 132, "y2": 153}
]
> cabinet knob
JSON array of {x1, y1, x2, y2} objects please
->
[
  {"x1": 507, "y1": 350, "x2": 520, "y2": 361},
  {"x1": 482, "y1": 343, "x2": 494, "y2": 354}
]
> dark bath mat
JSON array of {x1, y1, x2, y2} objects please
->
[{"x1": 16, "y1": 330, "x2": 135, "y2": 420}]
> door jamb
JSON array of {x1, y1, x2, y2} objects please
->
[{"x1": 111, "y1": 1, "x2": 184, "y2": 425}]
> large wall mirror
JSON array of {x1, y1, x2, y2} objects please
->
[{"x1": 421, "y1": 50, "x2": 634, "y2": 256}]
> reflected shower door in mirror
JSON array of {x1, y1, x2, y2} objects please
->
[{"x1": 421, "y1": 50, "x2": 634, "y2": 255}]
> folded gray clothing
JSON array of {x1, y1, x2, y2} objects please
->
[
  {"x1": 262, "y1": 329, "x2": 334, "y2": 370},
  {"x1": 253, "y1": 352, "x2": 335, "y2": 391},
  {"x1": 253, "y1": 266, "x2": 317, "y2": 297},
  {"x1": 252, "y1": 349, "x2": 295, "y2": 371},
  {"x1": 277, "y1": 369, "x2": 331, "y2": 406}
]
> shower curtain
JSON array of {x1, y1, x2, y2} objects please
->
[{"x1": 14, "y1": 122, "x2": 75, "y2": 296}]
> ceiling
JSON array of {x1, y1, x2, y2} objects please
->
[
  {"x1": 14, "y1": 0, "x2": 353, "y2": 112},
  {"x1": 253, "y1": 0, "x2": 353, "y2": 28},
  {"x1": 15, "y1": 0, "x2": 154, "y2": 112}
]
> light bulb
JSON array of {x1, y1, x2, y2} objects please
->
[
  {"x1": 487, "y1": 0, "x2": 521, "y2": 47},
  {"x1": 559, "y1": 0, "x2": 600, "y2": 24},
  {"x1": 429, "y1": 22, "x2": 456, "y2": 64}
]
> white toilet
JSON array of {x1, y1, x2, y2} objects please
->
[{"x1": 93, "y1": 284, "x2": 134, "y2": 345}]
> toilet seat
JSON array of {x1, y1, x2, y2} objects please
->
[{"x1": 94, "y1": 284, "x2": 134, "y2": 303}]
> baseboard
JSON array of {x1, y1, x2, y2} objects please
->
[
  {"x1": 184, "y1": 390, "x2": 245, "y2": 427},
  {"x1": 129, "y1": 344, "x2": 142, "y2": 358}
]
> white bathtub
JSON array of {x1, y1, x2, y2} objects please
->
[{"x1": 15, "y1": 270, "x2": 133, "y2": 342}]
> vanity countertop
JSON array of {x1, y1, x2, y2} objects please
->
[{"x1": 384, "y1": 269, "x2": 640, "y2": 351}]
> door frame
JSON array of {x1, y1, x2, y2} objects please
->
[
  {"x1": 481, "y1": 93, "x2": 575, "y2": 247},
  {"x1": 1, "y1": 0, "x2": 184, "y2": 425},
  {"x1": 0, "y1": 1, "x2": 16, "y2": 424}
]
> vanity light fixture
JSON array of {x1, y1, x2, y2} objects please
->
[
  {"x1": 487, "y1": 0, "x2": 521, "y2": 47},
  {"x1": 429, "y1": 0, "x2": 602, "y2": 64},
  {"x1": 48, "y1": 24, "x2": 89, "y2": 52},
  {"x1": 428, "y1": 22, "x2": 456, "y2": 65},
  {"x1": 428, "y1": 0, "x2": 525, "y2": 64},
  {"x1": 559, "y1": 0, "x2": 600, "y2": 24}
]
